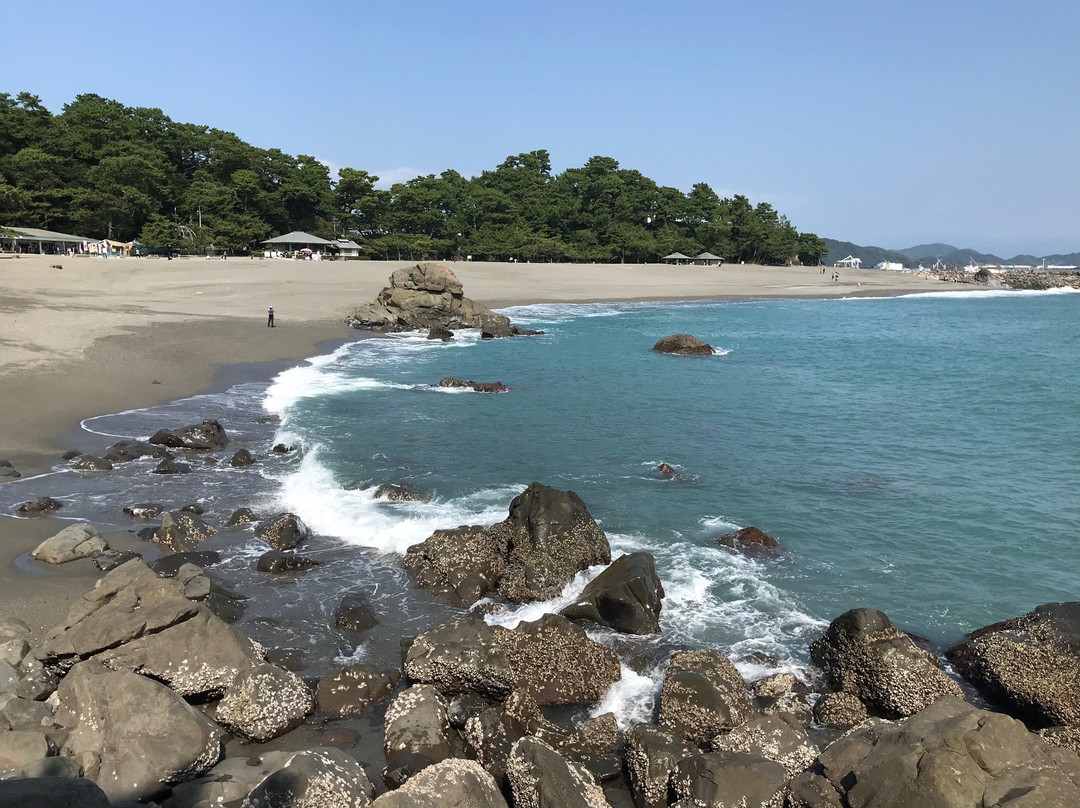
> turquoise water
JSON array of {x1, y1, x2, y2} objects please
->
[{"x1": 266, "y1": 288, "x2": 1080, "y2": 668}]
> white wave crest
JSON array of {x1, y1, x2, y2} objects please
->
[
  {"x1": 591, "y1": 664, "x2": 660, "y2": 727},
  {"x1": 894, "y1": 287, "x2": 1080, "y2": 300}
]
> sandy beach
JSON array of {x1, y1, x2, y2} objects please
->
[{"x1": 0, "y1": 253, "x2": 948, "y2": 632}]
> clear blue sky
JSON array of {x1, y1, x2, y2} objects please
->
[{"x1": 3, "y1": 0, "x2": 1078, "y2": 256}]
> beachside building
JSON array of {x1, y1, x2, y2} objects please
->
[
  {"x1": 693, "y1": 252, "x2": 724, "y2": 266},
  {"x1": 261, "y1": 231, "x2": 335, "y2": 257},
  {"x1": 0, "y1": 226, "x2": 95, "y2": 255},
  {"x1": 661, "y1": 252, "x2": 692, "y2": 265},
  {"x1": 835, "y1": 255, "x2": 861, "y2": 269},
  {"x1": 874, "y1": 261, "x2": 904, "y2": 271},
  {"x1": 330, "y1": 238, "x2": 363, "y2": 258}
]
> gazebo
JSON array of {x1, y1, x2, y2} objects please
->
[
  {"x1": 835, "y1": 255, "x2": 861, "y2": 269},
  {"x1": 661, "y1": 252, "x2": 691, "y2": 265},
  {"x1": 693, "y1": 252, "x2": 724, "y2": 266},
  {"x1": 261, "y1": 231, "x2": 335, "y2": 255}
]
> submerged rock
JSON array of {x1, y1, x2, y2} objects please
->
[
  {"x1": 374, "y1": 482, "x2": 431, "y2": 502},
  {"x1": 652, "y1": 334, "x2": 715, "y2": 355},
  {"x1": 438, "y1": 377, "x2": 510, "y2": 393}
]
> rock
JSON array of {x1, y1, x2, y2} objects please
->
[
  {"x1": 375, "y1": 482, "x2": 432, "y2": 502},
  {"x1": 492, "y1": 482, "x2": 611, "y2": 603},
  {"x1": 0, "y1": 728, "x2": 49, "y2": 772},
  {"x1": 658, "y1": 649, "x2": 754, "y2": 745},
  {"x1": 0, "y1": 778, "x2": 110, "y2": 808},
  {"x1": 382, "y1": 684, "x2": 454, "y2": 788},
  {"x1": 657, "y1": 462, "x2": 677, "y2": 477},
  {"x1": 0, "y1": 620, "x2": 30, "y2": 644},
  {"x1": 673, "y1": 750, "x2": 789, "y2": 808},
  {"x1": 0, "y1": 460, "x2": 21, "y2": 481},
  {"x1": 257, "y1": 550, "x2": 322, "y2": 573},
  {"x1": 479, "y1": 316, "x2": 514, "y2": 339},
  {"x1": 717, "y1": 525, "x2": 780, "y2": 552},
  {"x1": 242, "y1": 747, "x2": 375, "y2": 808},
  {"x1": 255, "y1": 512, "x2": 310, "y2": 551},
  {"x1": 812, "y1": 691, "x2": 869, "y2": 729},
  {"x1": 797, "y1": 695, "x2": 1080, "y2": 808},
  {"x1": 561, "y1": 713, "x2": 619, "y2": 757},
  {"x1": 753, "y1": 674, "x2": 814, "y2": 725},
  {"x1": 505, "y1": 737, "x2": 610, "y2": 808},
  {"x1": 371, "y1": 758, "x2": 506, "y2": 808},
  {"x1": 150, "y1": 550, "x2": 221, "y2": 577},
  {"x1": 230, "y1": 448, "x2": 256, "y2": 467},
  {"x1": 123, "y1": 502, "x2": 163, "y2": 520},
  {"x1": 14, "y1": 668, "x2": 58, "y2": 701},
  {"x1": 272, "y1": 443, "x2": 293, "y2": 454},
  {"x1": 652, "y1": 334, "x2": 715, "y2": 356},
  {"x1": 73, "y1": 455, "x2": 113, "y2": 471},
  {"x1": 559, "y1": 552, "x2": 664, "y2": 635},
  {"x1": 1040, "y1": 725, "x2": 1080, "y2": 756},
  {"x1": 16, "y1": 496, "x2": 62, "y2": 516},
  {"x1": 152, "y1": 458, "x2": 192, "y2": 474},
  {"x1": 346, "y1": 262, "x2": 516, "y2": 335},
  {"x1": 31, "y1": 524, "x2": 108, "y2": 564},
  {"x1": 152, "y1": 510, "x2": 218, "y2": 553},
  {"x1": 403, "y1": 619, "x2": 516, "y2": 699},
  {"x1": 947, "y1": 601, "x2": 1080, "y2": 727},
  {"x1": 437, "y1": 377, "x2": 509, "y2": 393},
  {"x1": 60, "y1": 449, "x2": 82, "y2": 460},
  {"x1": 228, "y1": 507, "x2": 257, "y2": 526},
  {"x1": 181, "y1": 502, "x2": 206, "y2": 515},
  {"x1": 624, "y1": 724, "x2": 696, "y2": 808},
  {"x1": 0, "y1": 660, "x2": 18, "y2": 693},
  {"x1": 148, "y1": 418, "x2": 229, "y2": 451},
  {"x1": 102, "y1": 440, "x2": 158, "y2": 463},
  {"x1": 334, "y1": 593, "x2": 378, "y2": 632},
  {"x1": 55, "y1": 661, "x2": 223, "y2": 802},
  {"x1": 168, "y1": 751, "x2": 294, "y2": 808},
  {"x1": 316, "y1": 666, "x2": 400, "y2": 717},
  {"x1": 426, "y1": 325, "x2": 454, "y2": 341},
  {"x1": 711, "y1": 712, "x2": 818, "y2": 777},
  {"x1": 216, "y1": 663, "x2": 315, "y2": 742},
  {"x1": 1, "y1": 695, "x2": 54, "y2": 730},
  {"x1": 810, "y1": 608, "x2": 963, "y2": 718},
  {"x1": 0, "y1": 639, "x2": 28, "y2": 668},
  {"x1": 463, "y1": 706, "x2": 518, "y2": 788},
  {"x1": 403, "y1": 525, "x2": 503, "y2": 607},
  {"x1": 94, "y1": 604, "x2": 264, "y2": 698}
]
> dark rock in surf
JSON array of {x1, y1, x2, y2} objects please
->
[
  {"x1": 404, "y1": 525, "x2": 503, "y2": 607},
  {"x1": 152, "y1": 511, "x2": 218, "y2": 554},
  {"x1": 148, "y1": 419, "x2": 228, "y2": 452},
  {"x1": 229, "y1": 448, "x2": 255, "y2": 467},
  {"x1": 257, "y1": 550, "x2": 321, "y2": 573},
  {"x1": 103, "y1": 440, "x2": 157, "y2": 464},
  {"x1": 810, "y1": 607, "x2": 963, "y2": 718},
  {"x1": 16, "y1": 497, "x2": 62, "y2": 516},
  {"x1": 334, "y1": 593, "x2": 378, "y2": 633},
  {"x1": 254, "y1": 512, "x2": 310, "y2": 551},
  {"x1": 559, "y1": 551, "x2": 664, "y2": 635},
  {"x1": 152, "y1": 458, "x2": 191, "y2": 475},
  {"x1": 718, "y1": 525, "x2": 781, "y2": 552},
  {"x1": 123, "y1": 502, "x2": 163, "y2": 520},
  {"x1": 652, "y1": 334, "x2": 715, "y2": 356},
  {"x1": 947, "y1": 601, "x2": 1080, "y2": 727},
  {"x1": 227, "y1": 507, "x2": 256, "y2": 526},
  {"x1": 150, "y1": 550, "x2": 221, "y2": 577},
  {"x1": 316, "y1": 665, "x2": 400, "y2": 717},
  {"x1": 180, "y1": 502, "x2": 205, "y2": 515},
  {"x1": 94, "y1": 549, "x2": 140, "y2": 572},
  {"x1": 374, "y1": 482, "x2": 431, "y2": 502},
  {"x1": 272, "y1": 443, "x2": 293, "y2": 454},
  {"x1": 427, "y1": 324, "x2": 454, "y2": 341},
  {"x1": 438, "y1": 377, "x2": 510, "y2": 393},
  {"x1": 73, "y1": 455, "x2": 113, "y2": 472}
]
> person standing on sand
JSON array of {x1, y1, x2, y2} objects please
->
[{"x1": 267, "y1": 307, "x2": 275, "y2": 327}]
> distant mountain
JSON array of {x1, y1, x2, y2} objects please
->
[{"x1": 896, "y1": 243, "x2": 958, "y2": 260}]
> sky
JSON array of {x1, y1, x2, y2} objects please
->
[{"x1": 2, "y1": 0, "x2": 1078, "y2": 256}]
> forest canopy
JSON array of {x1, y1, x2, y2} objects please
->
[{"x1": 0, "y1": 92, "x2": 826, "y2": 265}]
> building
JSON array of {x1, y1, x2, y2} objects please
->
[
  {"x1": 661, "y1": 252, "x2": 692, "y2": 265},
  {"x1": 874, "y1": 261, "x2": 904, "y2": 271},
  {"x1": 330, "y1": 238, "x2": 363, "y2": 258},
  {"x1": 835, "y1": 255, "x2": 861, "y2": 269},
  {"x1": 261, "y1": 231, "x2": 335, "y2": 257},
  {"x1": 693, "y1": 252, "x2": 724, "y2": 266},
  {"x1": 0, "y1": 226, "x2": 95, "y2": 255}
]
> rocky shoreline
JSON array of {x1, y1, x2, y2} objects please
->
[
  {"x1": 2, "y1": 414, "x2": 1080, "y2": 807},
  {"x1": 923, "y1": 267, "x2": 1080, "y2": 290}
]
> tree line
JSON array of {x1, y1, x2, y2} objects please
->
[{"x1": 0, "y1": 92, "x2": 826, "y2": 265}]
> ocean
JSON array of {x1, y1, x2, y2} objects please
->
[{"x1": 6, "y1": 288, "x2": 1079, "y2": 725}]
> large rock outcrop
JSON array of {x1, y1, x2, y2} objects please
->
[
  {"x1": 947, "y1": 602, "x2": 1080, "y2": 727},
  {"x1": 345, "y1": 263, "x2": 511, "y2": 334},
  {"x1": 652, "y1": 334, "x2": 715, "y2": 356},
  {"x1": 809, "y1": 608, "x2": 963, "y2": 718},
  {"x1": 149, "y1": 418, "x2": 229, "y2": 451},
  {"x1": 559, "y1": 552, "x2": 664, "y2": 635},
  {"x1": 789, "y1": 696, "x2": 1080, "y2": 808}
]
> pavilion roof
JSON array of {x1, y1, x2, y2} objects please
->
[{"x1": 261, "y1": 230, "x2": 334, "y2": 246}]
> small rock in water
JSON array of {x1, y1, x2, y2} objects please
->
[
  {"x1": 272, "y1": 443, "x2": 294, "y2": 454},
  {"x1": 717, "y1": 526, "x2": 781, "y2": 552},
  {"x1": 152, "y1": 458, "x2": 191, "y2": 475},
  {"x1": 334, "y1": 593, "x2": 378, "y2": 633},
  {"x1": 180, "y1": 502, "x2": 205, "y2": 515},
  {"x1": 123, "y1": 502, "x2": 164, "y2": 520},
  {"x1": 16, "y1": 497, "x2": 62, "y2": 516},
  {"x1": 374, "y1": 482, "x2": 431, "y2": 502},
  {"x1": 227, "y1": 507, "x2": 256, "y2": 526},
  {"x1": 652, "y1": 334, "x2": 715, "y2": 356},
  {"x1": 229, "y1": 448, "x2": 255, "y2": 467},
  {"x1": 95, "y1": 549, "x2": 141, "y2": 572},
  {"x1": 256, "y1": 550, "x2": 322, "y2": 573}
]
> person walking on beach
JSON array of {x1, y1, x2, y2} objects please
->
[{"x1": 267, "y1": 307, "x2": 275, "y2": 327}]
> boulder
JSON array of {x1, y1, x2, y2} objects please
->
[
  {"x1": 0, "y1": 638, "x2": 28, "y2": 667},
  {"x1": 427, "y1": 325, "x2": 454, "y2": 341},
  {"x1": 150, "y1": 550, "x2": 221, "y2": 577},
  {"x1": 230, "y1": 448, "x2": 255, "y2": 467},
  {"x1": 711, "y1": 712, "x2": 818, "y2": 778},
  {"x1": 73, "y1": 455, "x2": 112, "y2": 471},
  {"x1": 792, "y1": 695, "x2": 1080, "y2": 808},
  {"x1": 463, "y1": 706, "x2": 519, "y2": 788},
  {"x1": 658, "y1": 649, "x2": 754, "y2": 745},
  {"x1": 334, "y1": 593, "x2": 378, "y2": 633},
  {"x1": 148, "y1": 418, "x2": 229, "y2": 451},
  {"x1": 31, "y1": 524, "x2": 108, "y2": 564},
  {"x1": 505, "y1": 737, "x2": 610, "y2": 808},
  {"x1": 812, "y1": 691, "x2": 869, "y2": 729},
  {"x1": 371, "y1": 758, "x2": 506, "y2": 808},
  {"x1": 437, "y1": 377, "x2": 509, "y2": 393},
  {"x1": 123, "y1": 502, "x2": 163, "y2": 520},
  {"x1": 673, "y1": 750, "x2": 789, "y2": 808},
  {"x1": 272, "y1": 443, "x2": 294, "y2": 454},
  {"x1": 404, "y1": 619, "x2": 517, "y2": 699},
  {"x1": 16, "y1": 497, "x2": 62, "y2": 516},
  {"x1": 255, "y1": 512, "x2": 311, "y2": 551},
  {"x1": 0, "y1": 459, "x2": 20, "y2": 481},
  {"x1": 382, "y1": 684, "x2": 454, "y2": 788},
  {"x1": 228, "y1": 507, "x2": 256, "y2": 526},
  {"x1": 93, "y1": 549, "x2": 140, "y2": 572},
  {"x1": 1, "y1": 695, "x2": 54, "y2": 730},
  {"x1": 375, "y1": 482, "x2": 431, "y2": 502},
  {"x1": 169, "y1": 751, "x2": 294, "y2": 808},
  {"x1": 152, "y1": 510, "x2": 218, "y2": 553},
  {"x1": 947, "y1": 601, "x2": 1080, "y2": 727},
  {"x1": 717, "y1": 525, "x2": 780, "y2": 551},
  {"x1": 241, "y1": 747, "x2": 375, "y2": 808},
  {"x1": 810, "y1": 608, "x2": 963, "y2": 718},
  {"x1": 257, "y1": 550, "x2": 322, "y2": 573},
  {"x1": 403, "y1": 525, "x2": 504, "y2": 607},
  {"x1": 492, "y1": 482, "x2": 611, "y2": 603},
  {"x1": 216, "y1": 663, "x2": 315, "y2": 742},
  {"x1": 0, "y1": 728, "x2": 50, "y2": 772},
  {"x1": 102, "y1": 440, "x2": 158, "y2": 463},
  {"x1": 624, "y1": 724, "x2": 697, "y2": 808},
  {"x1": 152, "y1": 457, "x2": 192, "y2": 474},
  {"x1": 652, "y1": 334, "x2": 715, "y2": 356},
  {"x1": 55, "y1": 661, "x2": 223, "y2": 802},
  {"x1": 559, "y1": 552, "x2": 664, "y2": 634},
  {"x1": 316, "y1": 666, "x2": 400, "y2": 717},
  {"x1": 181, "y1": 501, "x2": 206, "y2": 514},
  {"x1": 0, "y1": 778, "x2": 110, "y2": 808}
]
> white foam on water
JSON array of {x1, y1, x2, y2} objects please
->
[
  {"x1": 271, "y1": 446, "x2": 520, "y2": 555},
  {"x1": 699, "y1": 514, "x2": 742, "y2": 532},
  {"x1": 893, "y1": 287, "x2": 1080, "y2": 300},
  {"x1": 334, "y1": 644, "x2": 369, "y2": 666},
  {"x1": 480, "y1": 566, "x2": 603, "y2": 630},
  {"x1": 591, "y1": 664, "x2": 661, "y2": 728},
  {"x1": 496, "y1": 302, "x2": 638, "y2": 325}
]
